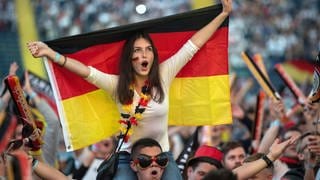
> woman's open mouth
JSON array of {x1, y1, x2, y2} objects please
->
[{"x1": 141, "y1": 61, "x2": 148, "y2": 67}]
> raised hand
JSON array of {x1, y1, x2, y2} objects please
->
[
  {"x1": 305, "y1": 135, "x2": 320, "y2": 155},
  {"x1": 269, "y1": 99, "x2": 285, "y2": 120},
  {"x1": 27, "y1": 41, "x2": 51, "y2": 58},
  {"x1": 268, "y1": 136, "x2": 298, "y2": 161},
  {"x1": 221, "y1": 0, "x2": 232, "y2": 15},
  {"x1": 23, "y1": 71, "x2": 33, "y2": 94},
  {"x1": 9, "y1": 62, "x2": 19, "y2": 75}
]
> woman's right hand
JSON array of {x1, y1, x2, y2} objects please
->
[{"x1": 27, "y1": 41, "x2": 52, "y2": 58}]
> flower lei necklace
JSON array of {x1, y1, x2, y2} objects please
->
[{"x1": 118, "y1": 80, "x2": 151, "y2": 142}]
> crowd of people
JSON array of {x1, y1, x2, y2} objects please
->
[
  {"x1": 30, "y1": 0, "x2": 191, "y2": 41},
  {"x1": 29, "y1": 0, "x2": 320, "y2": 68},
  {"x1": 1, "y1": 58, "x2": 320, "y2": 179},
  {"x1": 1, "y1": 0, "x2": 319, "y2": 78},
  {"x1": 0, "y1": 0, "x2": 320, "y2": 180},
  {"x1": 0, "y1": 0, "x2": 15, "y2": 32}
]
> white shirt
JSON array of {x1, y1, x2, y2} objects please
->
[{"x1": 85, "y1": 40, "x2": 199, "y2": 152}]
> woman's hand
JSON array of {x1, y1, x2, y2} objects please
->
[
  {"x1": 221, "y1": 0, "x2": 232, "y2": 15},
  {"x1": 27, "y1": 41, "x2": 51, "y2": 58}
]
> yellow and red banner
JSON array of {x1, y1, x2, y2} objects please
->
[{"x1": 45, "y1": 4, "x2": 231, "y2": 151}]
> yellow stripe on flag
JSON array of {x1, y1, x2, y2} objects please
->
[
  {"x1": 282, "y1": 63, "x2": 313, "y2": 83},
  {"x1": 61, "y1": 75, "x2": 231, "y2": 150},
  {"x1": 191, "y1": 0, "x2": 217, "y2": 9},
  {"x1": 169, "y1": 75, "x2": 231, "y2": 125},
  {"x1": 61, "y1": 89, "x2": 119, "y2": 151},
  {"x1": 15, "y1": 0, "x2": 47, "y2": 79}
]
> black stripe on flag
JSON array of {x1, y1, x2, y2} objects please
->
[{"x1": 46, "y1": 4, "x2": 227, "y2": 54}]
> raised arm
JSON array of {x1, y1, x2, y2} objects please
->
[
  {"x1": 258, "y1": 99, "x2": 285, "y2": 153},
  {"x1": 23, "y1": 71, "x2": 61, "y2": 167},
  {"x1": 32, "y1": 158, "x2": 68, "y2": 180},
  {"x1": 27, "y1": 42, "x2": 90, "y2": 78},
  {"x1": 190, "y1": 0, "x2": 232, "y2": 48},
  {"x1": 0, "y1": 62, "x2": 19, "y2": 111},
  {"x1": 233, "y1": 137, "x2": 297, "y2": 180}
]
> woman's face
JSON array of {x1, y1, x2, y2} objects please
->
[{"x1": 132, "y1": 38, "x2": 154, "y2": 77}]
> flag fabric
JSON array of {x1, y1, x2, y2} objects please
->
[
  {"x1": 241, "y1": 51, "x2": 281, "y2": 100},
  {"x1": 45, "y1": 4, "x2": 231, "y2": 151},
  {"x1": 282, "y1": 60, "x2": 315, "y2": 83}
]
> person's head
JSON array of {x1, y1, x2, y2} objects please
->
[
  {"x1": 91, "y1": 136, "x2": 116, "y2": 158},
  {"x1": 198, "y1": 125, "x2": 224, "y2": 147},
  {"x1": 117, "y1": 31, "x2": 164, "y2": 104},
  {"x1": 295, "y1": 132, "x2": 319, "y2": 162},
  {"x1": 221, "y1": 141, "x2": 246, "y2": 170},
  {"x1": 243, "y1": 153, "x2": 273, "y2": 180},
  {"x1": 130, "y1": 138, "x2": 168, "y2": 180},
  {"x1": 186, "y1": 145, "x2": 223, "y2": 180},
  {"x1": 202, "y1": 168, "x2": 237, "y2": 180},
  {"x1": 282, "y1": 127, "x2": 301, "y2": 158}
]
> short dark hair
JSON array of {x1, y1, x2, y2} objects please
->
[
  {"x1": 188, "y1": 157, "x2": 222, "y2": 169},
  {"x1": 131, "y1": 138, "x2": 162, "y2": 159},
  {"x1": 221, "y1": 141, "x2": 243, "y2": 159},
  {"x1": 202, "y1": 169, "x2": 237, "y2": 180}
]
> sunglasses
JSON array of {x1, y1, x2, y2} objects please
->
[{"x1": 133, "y1": 153, "x2": 169, "y2": 169}]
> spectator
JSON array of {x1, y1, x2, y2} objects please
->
[
  {"x1": 185, "y1": 145, "x2": 223, "y2": 180},
  {"x1": 23, "y1": 71, "x2": 62, "y2": 167},
  {"x1": 130, "y1": 138, "x2": 168, "y2": 180},
  {"x1": 27, "y1": 1, "x2": 232, "y2": 179},
  {"x1": 282, "y1": 132, "x2": 320, "y2": 180},
  {"x1": 233, "y1": 136, "x2": 298, "y2": 180},
  {"x1": 72, "y1": 137, "x2": 117, "y2": 180},
  {"x1": 221, "y1": 141, "x2": 246, "y2": 170},
  {"x1": 202, "y1": 168, "x2": 237, "y2": 180},
  {"x1": 279, "y1": 127, "x2": 302, "y2": 169}
]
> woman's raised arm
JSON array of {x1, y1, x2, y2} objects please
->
[
  {"x1": 190, "y1": 0, "x2": 232, "y2": 48},
  {"x1": 27, "y1": 41, "x2": 90, "y2": 78}
]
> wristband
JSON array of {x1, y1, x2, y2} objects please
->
[
  {"x1": 270, "y1": 119, "x2": 280, "y2": 127},
  {"x1": 60, "y1": 56, "x2": 67, "y2": 67},
  {"x1": 305, "y1": 162, "x2": 316, "y2": 169},
  {"x1": 262, "y1": 154, "x2": 273, "y2": 168},
  {"x1": 32, "y1": 158, "x2": 39, "y2": 170},
  {"x1": 28, "y1": 91, "x2": 37, "y2": 100},
  {"x1": 54, "y1": 52, "x2": 61, "y2": 63}
]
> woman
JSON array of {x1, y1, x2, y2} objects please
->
[{"x1": 27, "y1": 0, "x2": 232, "y2": 179}]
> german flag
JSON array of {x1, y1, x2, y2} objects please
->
[{"x1": 45, "y1": 4, "x2": 231, "y2": 151}]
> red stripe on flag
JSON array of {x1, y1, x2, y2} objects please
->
[
  {"x1": 53, "y1": 27, "x2": 228, "y2": 99},
  {"x1": 287, "y1": 60, "x2": 315, "y2": 73}
]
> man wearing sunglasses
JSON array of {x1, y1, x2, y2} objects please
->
[{"x1": 130, "y1": 138, "x2": 169, "y2": 180}]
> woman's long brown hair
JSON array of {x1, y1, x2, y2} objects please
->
[{"x1": 117, "y1": 31, "x2": 164, "y2": 104}]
